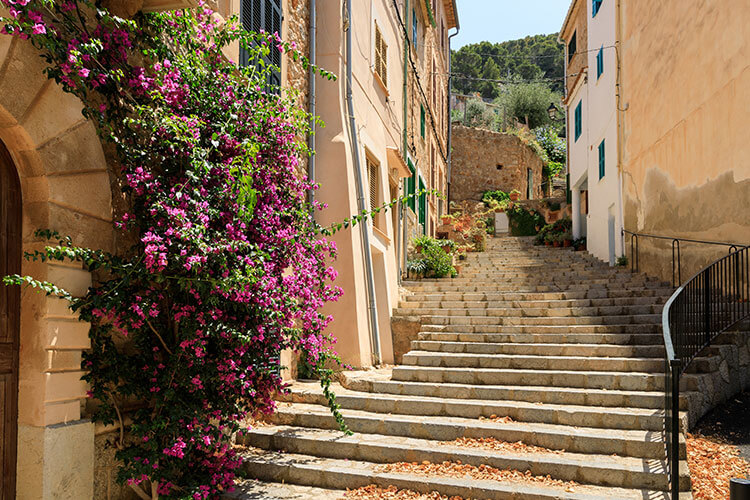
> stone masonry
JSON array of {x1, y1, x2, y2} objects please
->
[{"x1": 450, "y1": 125, "x2": 544, "y2": 204}]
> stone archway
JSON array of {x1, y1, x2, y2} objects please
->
[{"x1": 0, "y1": 27, "x2": 115, "y2": 499}]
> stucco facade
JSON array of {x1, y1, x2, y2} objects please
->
[
  {"x1": 619, "y1": 0, "x2": 750, "y2": 280},
  {"x1": 561, "y1": 0, "x2": 623, "y2": 265},
  {"x1": 449, "y1": 125, "x2": 544, "y2": 204}
]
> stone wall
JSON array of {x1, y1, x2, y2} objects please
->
[{"x1": 450, "y1": 125, "x2": 544, "y2": 204}]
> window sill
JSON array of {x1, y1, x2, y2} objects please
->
[{"x1": 373, "y1": 225, "x2": 391, "y2": 244}]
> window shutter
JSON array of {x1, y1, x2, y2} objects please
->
[
  {"x1": 239, "y1": 0, "x2": 283, "y2": 92},
  {"x1": 368, "y1": 158, "x2": 379, "y2": 213},
  {"x1": 598, "y1": 140, "x2": 606, "y2": 179},
  {"x1": 574, "y1": 102, "x2": 582, "y2": 141},
  {"x1": 597, "y1": 47, "x2": 604, "y2": 78},
  {"x1": 374, "y1": 23, "x2": 387, "y2": 87},
  {"x1": 420, "y1": 105, "x2": 426, "y2": 138}
]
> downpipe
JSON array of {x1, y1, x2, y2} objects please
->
[
  {"x1": 345, "y1": 0, "x2": 381, "y2": 365},
  {"x1": 446, "y1": 8, "x2": 460, "y2": 202},
  {"x1": 307, "y1": 0, "x2": 317, "y2": 207}
]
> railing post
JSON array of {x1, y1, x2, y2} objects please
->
[
  {"x1": 704, "y1": 267, "x2": 711, "y2": 340},
  {"x1": 671, "y1": 359, "x2": 681, "y2": 500}
]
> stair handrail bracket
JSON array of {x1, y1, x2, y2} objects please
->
[{"x1": 661, "y1": 245, "x2": 750, "y2": 499}]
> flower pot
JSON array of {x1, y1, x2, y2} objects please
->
[
  {"x1": 563, "y1": 240, "x2": 572, "y2": 248},
  {"x1": 575, "y1": 245, "x2": 585, "y2": 251},
  {"x1": 440, "y1": 216, "x2": 453, "y2": 225},
  {"x1": 545, "y1": 241, "x2": 552, "y2": 247},
  {"x1": 442, "y1": 245, "x2": 452, "y2": 253},
  {"x1": 509, "y1": 192, "x2": 520, "y2": 202},
  {"x1": 553, "y1": 240, "x2": 562, "y2": 247},
  {"x1": 415, "y1": 245, "x2": 423, "y2": 253},
  {"x1": 454, "y1": 265, "x2": 462, "y2": 274}
]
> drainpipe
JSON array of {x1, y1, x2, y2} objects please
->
[
  {"x1": 401, "y1": 0, "x2": 410, "y2": 277},
  {"x1": 345, "y1": 0, "x2": 381, "y2": 365},
  {"x1": 446, "y1": 13, "x2": 460, "y2": 203},
  {"x1": 307, "y1": 0, "x2": 317, "y2": 208},
  {"x1": 615, "y1": 0, "x2": 626, "y2": 257}
]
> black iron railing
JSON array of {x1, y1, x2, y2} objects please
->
[
  {"x1": 623, "y1": 230, "x2": 746, "y2": 287},
  {"x1": 662, "y1": 245, "x2": 750, "y2": 498}
]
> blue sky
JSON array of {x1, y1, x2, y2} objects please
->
[{"x1": 452, "y1": 0, "x2": 570, "y2": 48}]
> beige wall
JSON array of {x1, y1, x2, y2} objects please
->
[
  {"x1": 450, "y1": 125, "x2": 544, "y2": 204},
  {"x1": 619, "y1": 0, "x2": 750, "y2": 280}
]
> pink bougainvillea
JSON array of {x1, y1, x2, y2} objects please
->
[{"x1": 1, "y1": 1, "x2": 343, "y2": 498}]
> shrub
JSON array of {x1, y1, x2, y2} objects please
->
[
  {"x1": 507, "y1": 205, "x2": 545, "y2": 236},
  {"x1": 535, "y1": 125, "x2": 567, "y2": 163},
  {"x1": 408, "y1": 236, "x2": 457, "y2": 278},
  {"x1": 482, "y1": 189, "x2": 510, "y2": 206}
]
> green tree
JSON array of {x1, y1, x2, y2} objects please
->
[
  {"x1": 495, "y1": 74, "x2": 561, "y2": 130},
  {"x1": 478, "y1": 58, "x2": 501, "y2": 98}
]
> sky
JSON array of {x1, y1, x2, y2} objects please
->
[{"x1": 452, "y1": 0, "x2": 571, "y2": 48}]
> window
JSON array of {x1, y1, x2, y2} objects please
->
[
  {"x1": 596, "y1": 46, "x2": 604, "y2": 79},
  {"x1": 240, "y1": 0, "x2": 283, "y2": 92},
  {"x1": 593, "y1": 0, "x2": 603, "y2": 17},
  {"x1": 412, "y1": 9, "x2": 418, "y2": 50},
  {"x1": 374, "y1": 23, "x2": 388, "y2": 88},
  {"x1": 568, "y1": 30, "x2": 577, "y2": 63},
  {"x1": 367, "y1": 157, "x2": 379, "y2": 212},
  {"x1": 574, "y1": 101, "x2": 582, "y2": 141},
  {"x1": 420, "y1": 104, "x2": 426, "y2": 138},
  {"x1": 598, "y1": 139, "x2": 606, "y2": 179},
  {"x1": 527, "y1": 168, "x2": 533, "y2": 200}
]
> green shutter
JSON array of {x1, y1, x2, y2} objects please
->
[
  {"x1": 598, "y1": 139, "x2": 606, "y2": 179},
  {"x1": 597, "y1": 47, "x2": 604, "y2": 78},
  {"x1": 407, "y1": 159, "x2": 416, "y2": 211},
  {"x1": 420, "y1": 105, "x2": 426, "y2": 138},
  {"x1": 574, "y1": 102, "x2": 582, "y2": 141},
  {"x1": 418, "y1": 176, "x2": 427, "y2": 233}
]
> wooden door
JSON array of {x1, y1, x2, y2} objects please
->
[{"x1": 0, "y1": 140, "x2": 20, "y2": 500}]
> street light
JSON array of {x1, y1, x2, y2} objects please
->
[{"x1": 547, "y1": 102, "x2": 559, "y2": 121}]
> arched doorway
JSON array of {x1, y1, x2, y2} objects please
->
[{"x1": 0, "y1": 140, "x2": 20, "y2": 499}]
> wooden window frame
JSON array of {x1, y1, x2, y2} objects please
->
[{"x1": 374, "y1": 22, "x2": 388, "y2": 91}]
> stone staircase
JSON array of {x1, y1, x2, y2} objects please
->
[{"x1": 235, "y1": 237, "x2": 700, "y2": 499}]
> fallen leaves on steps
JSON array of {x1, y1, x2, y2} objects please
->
[
  {"x1": 687, "y1": 433, "x2": 750, "y2": 500},
  {"x1": 375, "y1": 461, "x2": 579, "y2": 491},
  {"x1": 343, "y1": 485, "x2": 460, "y2": 499},
  {"x1": 443, "y1": 436, "x2": 564, "y2": 455}
]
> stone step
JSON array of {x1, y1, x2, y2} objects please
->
[
  {"x1": 391, "y1": 366, "x2": 664, "y2": 392},
  {"x1": 404, "y1": 278, "x2": 661, "y2": 287},
  {"x1": 267, "y1": 403, "x2": 680, "y2": 459},
  {"x1": 403, "y1": 285, "x2": 673, "y2": 294},
  {"x1": 401, "y1": 296, "x2": 668, "y2": 307},
  {"x1": 340, "y1": 371, "x2": 691, "y2": 411},
  {"x1": 412, "y1": 340, "x2": 665, "y2": 358},
  {"x1": 242, "y1": 426, "x2": 693, "y2": 492},
  {"x1": 416, "y1": 314, "x2": 662, "y2": 326},
  {"x1": 420, "y1": 324, "x2": 662, "y2": 334},
  {"x1": 401, "y1": 351, "x2": 664, "y2": 373},
  {"x1": 225, "y1": 479, "x2": 344, "y2": 499},
  {"x1": 417, "y1": 332, "x2": 666, "y2": 345},
  {"x1": 394, "y1": 305, "x2": 663, "y2": 317},
  {"x1": 404, "y1": 290, "x2": 673, "y2": 301},
  {"x1": 239, "y1": 451, "x2": 688, "y2": 500},
  {"x1": 278, "y1": 382, "x2": 666, "y2": 431}
]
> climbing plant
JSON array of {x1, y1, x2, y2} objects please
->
[{"x1": 0, "y1": 2, "x2": 346, "y2": 499}]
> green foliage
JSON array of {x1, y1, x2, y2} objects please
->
[
  {"x1": 460, "y1": 97, "x2": 496, "y2": 129},
  {"x1": 452, "y1": 34, "x2": 564, "y2": 97},
  {"x1": 617, "y1": 255, "x2": 629, "y2": 267},
  {"x1": 535, "y1": 125, "x2": 567, "y2": 163},
  {"x1": 507, "y1": 205, "x2": 545, "y2": 237},
  {"x1": 494, "y1": 74, "x2": 562, "y2": 130},
  {"x1": 544, "y1": 161, "x2": 565, "y2": 179},
  {"x1": 535, "y1": 218, "x2": 573, "y2": 244},
  {"x1": 482, "y1": 189, "x2": 510, "y2": 205},
  {"x1": 506, "y1": 127, "x2": 549, "y2": 164},
  {"x1": 408, "y1": 236, "x2": 457, "y2": 279}
]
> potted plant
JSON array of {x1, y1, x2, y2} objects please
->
[
  {"x1": 552, "y1": 233, "x2": 562, "y2": 247},
  {"x1": 439, "y1": 239, "x2": 456, "y2": 254},
  {"x1": 440, "y1": 214, "x2": 454, "y2": 226},
  {"x1": 509, "y1": 189, "x2": 521, "y2": 202},
  {"x1": 544, "y1": 232, "x2": 554, "y2": 246},
  {"x1": 573, "y1": 237, "x2": 586, "y2": 251},
  {"x1": 562, "y1": 231, "x2": 573, "y2": 247}
]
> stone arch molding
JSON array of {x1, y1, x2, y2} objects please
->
[{"x1": 0, "y1": 29, "x2": 112, "y2": 500}]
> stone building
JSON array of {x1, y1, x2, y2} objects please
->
[
  {"x1": 449, "y1": 125, "x2": 544, "y2": 204},
  {"x1": 0, "y1": 0, "x2": 458, "y2": 497}
]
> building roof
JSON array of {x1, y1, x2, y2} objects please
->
[
  {"x1": 558, "y1": 0, "x2": 582, "y2": 43},
  {"x1": 443, "y1": 0, "x2": 458, "y2": 29}
]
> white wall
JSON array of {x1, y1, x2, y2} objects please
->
[{"x1": 584, "y1": 0, "x2": 622, "y2": 264}]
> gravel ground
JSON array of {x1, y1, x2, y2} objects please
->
[{"x1": 693, "y1": 389, "x2": 750, "y2": 461}]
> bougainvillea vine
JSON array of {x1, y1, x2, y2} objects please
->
[{"x1": 1, "y1": 1, "x2": 346, "y2": 498}]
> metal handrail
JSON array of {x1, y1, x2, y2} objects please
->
[
  {"x1": 662, "y1": 245, "x2": 750, "y2": 498},
  {"x1": 623, "y1": 229, "x2": 749, "y2": 287}
]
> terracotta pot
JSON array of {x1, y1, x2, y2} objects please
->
[
  {"x1": 454, "y1": 265, "x2": 462, "y2": 274},
  {"x1": 575, "y1": 245, "x2": 585, "y2": 251},
  {"x1": 442, "y1": 245, "x2": 452, "y2": 253},
  {"x1": 509, "y1": 192, "x2": 520, "y2": 201},
  {"x1": 545, "y1": 241, "x2": 552, "y2": 247},
  {"x1": 553, "y1": 241, "x2": 562, "y2": 247},
  {"x1": 415, "y1": 245, "x2": 423, "y2": 253},
  {"x1": 441, "y1": 216, "x2": 453, "y2": 225},
  {"x1": 563, "y1": 240, "x2": 572, "y2": 248}
]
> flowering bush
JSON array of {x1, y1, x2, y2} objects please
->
[{"x1": 2, "y1": 2, "x2": 346, "y2": 499}]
